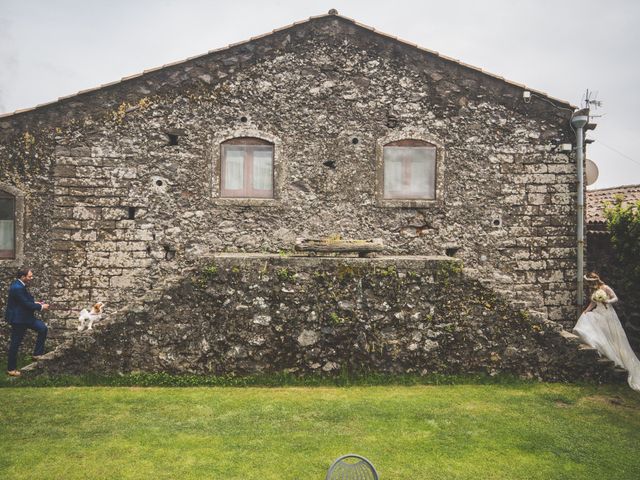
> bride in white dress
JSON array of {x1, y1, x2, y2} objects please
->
[{"x1": 573, "y1": 272, "x2": 640, "y2": 391}]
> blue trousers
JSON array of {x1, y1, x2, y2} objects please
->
[{"x1": 7, "y1": 321, "x2": 48, "y2": 371}]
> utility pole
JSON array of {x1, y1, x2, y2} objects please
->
[{"x1": 571, "y1": 108, "x2": 589, "y2": 315}]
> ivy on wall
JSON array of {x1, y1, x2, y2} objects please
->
[{"x1": 605, "y1": 195, "x2": 640, "y2": 295}]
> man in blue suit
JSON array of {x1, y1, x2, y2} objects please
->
[{"x1": 4, "y1": 268, "x2": 49, "y2": 377}]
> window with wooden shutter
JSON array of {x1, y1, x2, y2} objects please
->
[
  {"x1": 221, "y1": 137, "x2": 274, "y2": 198},
  {"x1": 0, "y1": 190, "x2": 15, "y2": 259}
]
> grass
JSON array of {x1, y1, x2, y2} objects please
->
[
  {"x1": 0, "y1": 382, "x2": 639, "y2": 479},
  {"x1": 0, "y1": 353, "x2": 557, "y2": 388},
  {"x1": 0, "y1": 366, "x2": 550, "y2": 389}
]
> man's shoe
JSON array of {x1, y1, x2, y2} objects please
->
[
  {"x1": 7, "y1": 370, "x2": 21, "y2": 377},
  {"x1": 32, "y1": 355, "x2": 44, "y2": 360}
]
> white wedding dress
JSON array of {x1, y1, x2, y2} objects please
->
[{"x1": 573, "y1": 286, "x2": 640, "y2": 391}]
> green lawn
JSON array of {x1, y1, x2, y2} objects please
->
[{"x1": 1, "y1": 383, "x2": 639, "y2": 479}]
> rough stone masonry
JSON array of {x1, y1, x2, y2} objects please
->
[
  {"x1": 0, "y1": 13, "x2": 585, "y2": 376},
  {"x1": 28, "y1": 255, "x2": 614, "y2": 382}
]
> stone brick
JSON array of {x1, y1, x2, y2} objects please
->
[
  {"x1": 527, "y1": 194, "x2": 549, "y2": 205},
  {"x1": 70, "y1": 146, "x2": 92, "y2": 157},
  {"x1": 548, "y1": 164, "x2": 574, "y2": 174},
  {"x1": 73, "y1": 206, "x2": 100, "y2": 220},
  {"x1": 110, "y1": 275, "x2": 138, "y2": 289},
  {"x1": 116, "y1": 242, "x2": 149, "y2": 252},
  {"x1": 550, "y1": 193, "x2": 571, "y2": 205},
  {"x1": 53, "y1": 165, "x2": 76, "y2": 177}
]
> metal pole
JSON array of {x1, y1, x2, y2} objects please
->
[{"x1": 571, "y1": 109, "x2": 589, "y2": 316}]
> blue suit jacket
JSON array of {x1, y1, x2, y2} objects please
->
[{"x1": 4, "y1": 280, "x2": 43, "y2": 325}]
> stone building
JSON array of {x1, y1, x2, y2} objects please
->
[{"x1": 0, "y1": 12, "x2": 610, "y2": 379}]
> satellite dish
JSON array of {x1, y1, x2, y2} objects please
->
[{"x1": 586, "y1": 159, "x2": 599, "y2": 186}]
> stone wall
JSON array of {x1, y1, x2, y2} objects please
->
[
  {"x1": 0, "y1": 130, "x2": 55, "y2": 348},
  {"x1": 1, "y1": 15, "x2": 578, "y2": 349},
  {"x1": 29, "y1": 255, "x2": 614, "y2": 382}
]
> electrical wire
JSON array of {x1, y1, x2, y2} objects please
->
[{"x1": 597, "y1": 141, "x2": 640, "y2": 168}]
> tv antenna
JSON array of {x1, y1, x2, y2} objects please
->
[{"x1": 582, "y1": 89, "x2": 603, "y2": 110}]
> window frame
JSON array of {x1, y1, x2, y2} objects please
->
[
  {"x1": 375, "y1": 133, "x2": 445, "y2": 208},
  {"x1": 0, "y1": 190, "x2": 16, "y2": 259},
  {"x1": 382, "y1": 139, "x2": 437, "y2": 200},
  {"x1": 220, "y1": 137, "x2": 274, "y2": 199},
  {"x1": 0, "y1": 184, "x2": 25, "y2": 265},
  {"x1": 211, "y1": 130, "x2": 283, "y2": 207}
]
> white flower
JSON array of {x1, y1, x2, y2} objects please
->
[{"x1": 591, "y1": 289, "x2": 608, "y2": 304}]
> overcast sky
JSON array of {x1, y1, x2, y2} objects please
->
[{"x1": 1, "y1": 0, "x2": 639, "y2": 189}]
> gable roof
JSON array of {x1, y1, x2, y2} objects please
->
[
  {"x1": 0, "y1": 11, "x2": 574, "y2": 120},
  {"x1": 587, "y1": 184, "x2": 640, "y2": 228}
]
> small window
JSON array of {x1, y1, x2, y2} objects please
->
[
  {"x1": 221, "y1": 137, "x2": 273, "y2": 198},
  {"x1": 383, "y1": 139, "x2": 436, "y2": 200},
  {"x1": 0, "y1": 190, "x2": 15, "y2": 259}
]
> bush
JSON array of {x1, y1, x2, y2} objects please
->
[{"x1": 605, "y1": 195, "x2": 640, "y2": 298}]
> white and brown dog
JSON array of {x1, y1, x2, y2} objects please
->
[{"x1": 77, "y1": 302, "x2": 105, "y2": 331}]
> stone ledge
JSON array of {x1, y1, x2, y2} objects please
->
[{"x1": 210, "y1": 252, "x2": 458, "y2": 262}]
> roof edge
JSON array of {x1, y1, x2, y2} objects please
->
[
  {"x1": 0, "y1": 11, "x2": 575, "y2": 121},
  {"x1": 587, "y1": 184, "x2": 640, "y2": 193}
]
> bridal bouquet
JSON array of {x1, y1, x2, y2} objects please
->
[{"x1": 592, "y1": 289, "x2": 608, "y2": 307}]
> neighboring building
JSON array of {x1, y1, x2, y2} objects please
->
[
  {"x1": 0, "y1": 12, "x2": 589, "y2": 373},
  {"x1": 586, "y1": 184, "x2": 640, "y2": 233}
]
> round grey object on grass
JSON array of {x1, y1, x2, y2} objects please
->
[{"x1": 326, "y1": 454, "x2": 379, "y2": 480}]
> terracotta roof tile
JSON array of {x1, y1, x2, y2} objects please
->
[{"x1": 587, "y1": 184, "x2": 640, "y2": 224}]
